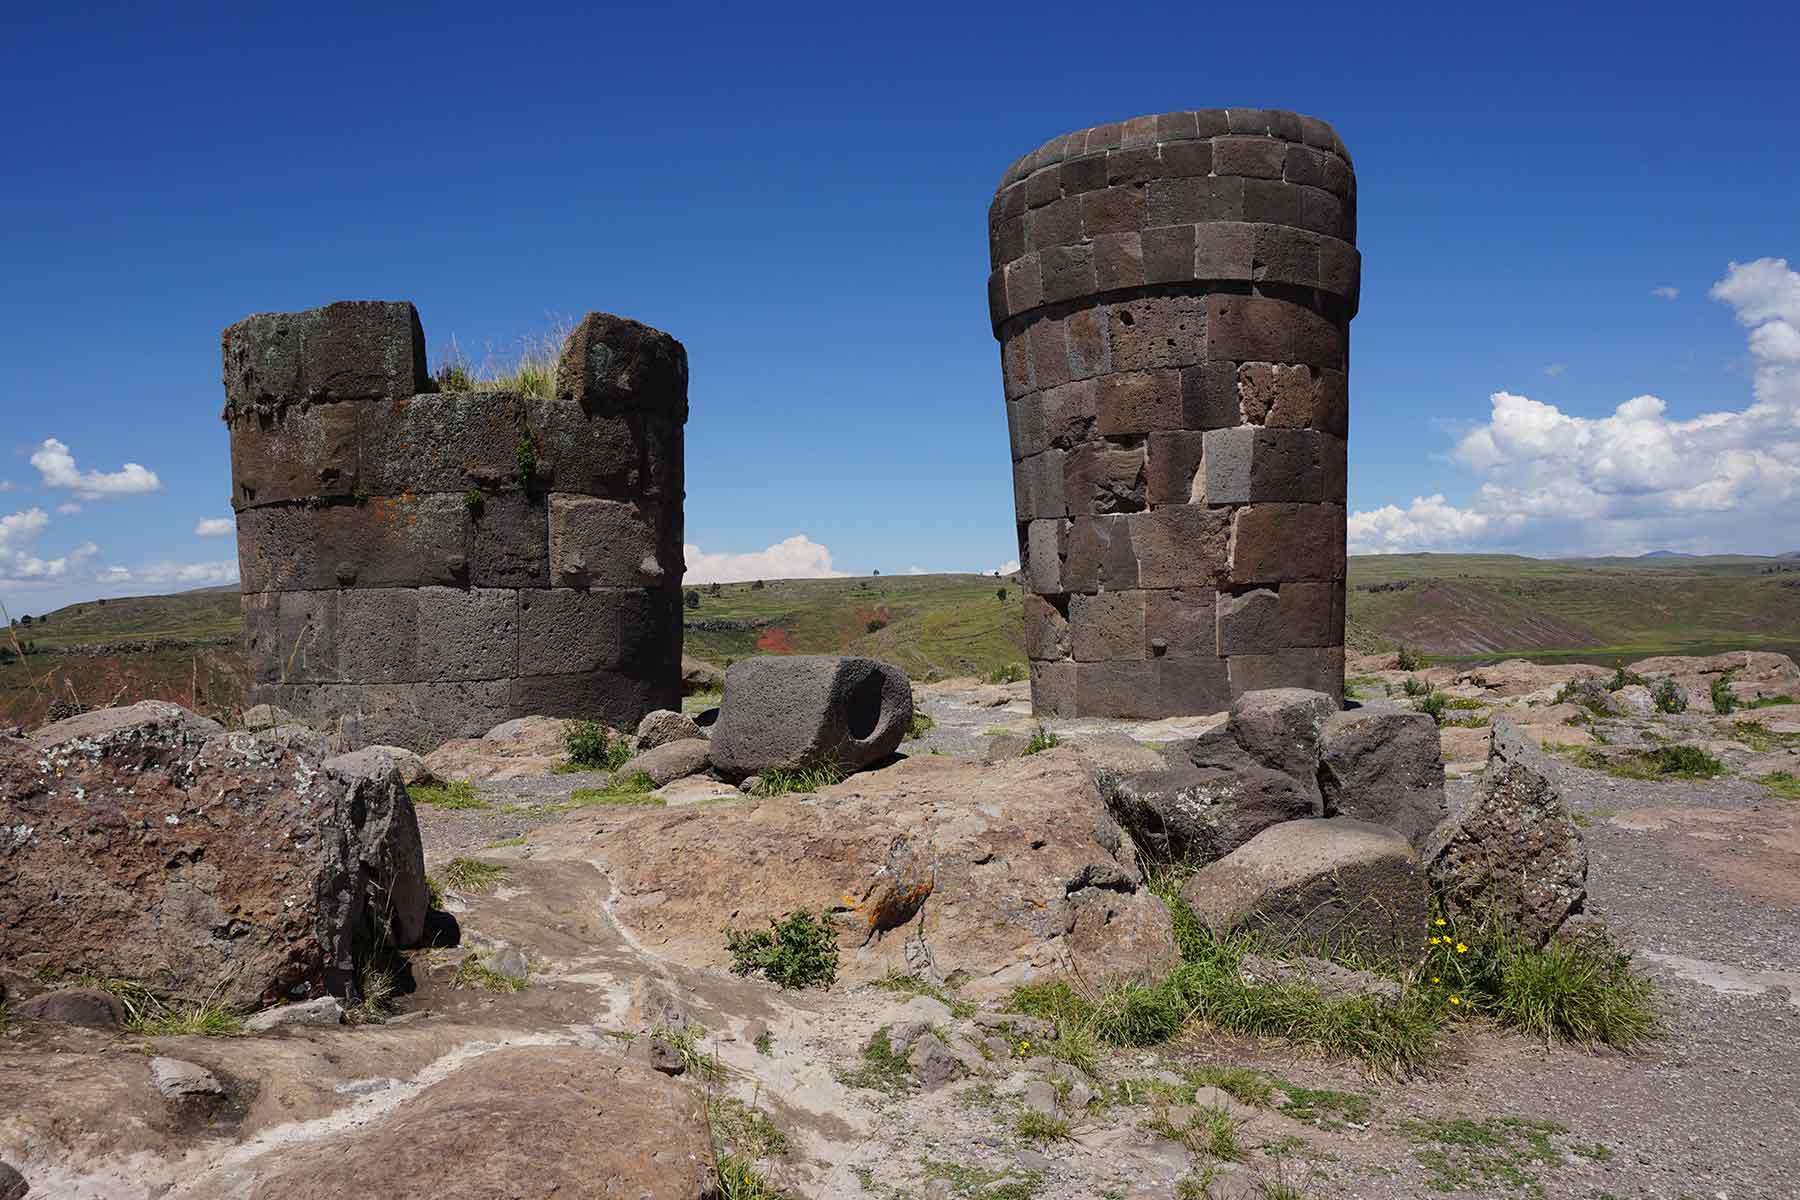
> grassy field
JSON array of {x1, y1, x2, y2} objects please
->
[{"x1": 5, "y1": 554, "x2": 1797, "y2": 725}]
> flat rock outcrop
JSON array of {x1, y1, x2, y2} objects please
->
[
  {"x1": 564, "y1": 749, "x2": 1177, "y2": 997},
  {"x1": 1, "y1": 702, "x2": 427, "y2": 1007}
]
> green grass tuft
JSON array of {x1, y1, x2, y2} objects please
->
[
  {"x1": 1013, "y1": 1109, "x2": 1073, "y2": 1143},
  {"x1": 725, "y1": 908, "x2": 841, "y2": 989},
  {"x1": 870, "y1": 971, "x2": 975, "y2": 1018},
  {"x1": 714, "y1": 1153, "x2": 783, "y2": 1200},
  {"x1": 903, "y1": 711, "x2": 937, "y2": 741},
  {"x1": 408, "y1": 779, "x2": 487, "y2": 809},
  {"x1": 434, "y1": 857, "x2": 509, "y2": 894},
  {"x1": 1022, "y1": 725, "x2": 1060, "y2": 755},
  {"x1": 751, "y1": 756, "x2": 847, "y2": 796},
  {"x1": 1759, "y1": 771, "x2": 1800, "y2": 800},
  {"x1": 836, "y1": 1025, "x2": 913, "y2": 1095},
  {"x1": 569, "y1": 771, "x2": 663, "y2": 807},
  {"x1": 452, "y1": 953, "x2": 528, "y2": 993},
  {"x1": 985, "y1": 661, "x2": 1027, "y2": 684}
]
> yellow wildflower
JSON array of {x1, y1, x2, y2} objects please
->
[
  {"x1": 1431, "y1": 976, "x2": 1440, "y2": 984},
  {"x1": 1455, "y1": 942, "x2": 1468, "y2": 954},
  {"x1": 1449, "y1": 995, "x2": 1461, "y2": 1006},
  {"x1": 1435, "y1": 918, "x2": 1447, "y2": 926}
]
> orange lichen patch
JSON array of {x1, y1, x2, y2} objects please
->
[{"x1": 857, "y1": 874, "x2": 935, "y2": 942}]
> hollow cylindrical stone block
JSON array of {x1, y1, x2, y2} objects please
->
[
  {"x1": 225, "y1": 303, "x2": 686, "y2": 750},
  {"x1": 990, "y1": 109, "x2": 1356, "y2": 718}
]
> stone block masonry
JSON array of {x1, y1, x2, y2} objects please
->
[
  {"x1": 989, "y1": 109, "x2": 1357, "y2": 718},
  {"x1": 225, "y1": 302, "x2": 686, "y2": 751}
]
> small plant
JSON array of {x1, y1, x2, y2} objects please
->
[
  {"x1": 985, "y1": 661, "x2": 1028, "y2": 684},
  {"x1": 837, "y1": 1025, "x2": 913, "y2": 1095},
  {"x1": 1651, "y1": 678, "x2": 1687, "y2": 714},
  {"x1": 1401, "y1": 676, "x2": 1431, "y2": 697},
  {"x1": 1609, "y1": 664, "x2": 1647, "y2": 691},
  {"x1": 515, "y1": 423, "x2": 541, "y2": 480},
  {"x1": 344, "y1": 957, "x2": 399, "y2": 1026},
  {"x1": 1395, "y1": 646, "x2": 1424, "y2": 671},
  {"x1": 452, "y1": 953, "x2": 528, "y2": 993},
  {"x1": 708, "y1": 1095, "x2": 789, "y2": 1159},
  {"x1": 753, "y1": 1029, "x2": 774, "y2": 1054},
  {"x1": 902, "y1": 711, "x2": 936, "y2": 741},
  {"x1": 714, "y1": 1154, "x2": 782, "y2": 1200},
  {"x1": 434, "y1": 362, "x2": 475, "y2": 391},
  {"x1": 562, "y1": 719, "x2": 632, "y2": 771},
  {"x1": 870, "y1": 971, "x2": 975, "y2": 1018},
  {"x1": 569, "y1": 771, "x2": 662, "y2": 807},
  {"x1": 1022, "y1": 725, "x2": 1060, "y2": 755},
  {"x1": 1645, "y1": 744, "x2": 1725, "y2": 778},
  {"x1": 1013, "y1": 1109, "x2": 1073, "y2": 1143},
  {"x1": 657, "y1": 1023, "x2": 729, "y2": 1081},
  {"x1": 463, "y1": 489, "x2": 485, "y2": 517},
  {"x1": 434, "y1": 857, "x2": 509, "y2": 894},
  {"x1": 407, "y1": 780, "x2": 487, "y2": 810},
  {"x1": 751, "y1": 757, "x2": 847, "y2": 796},
  {"x1": 725, "y1": 908, "x2": 841, "y2": 989},
  {"x1": 483, "y1": 834, "x2": 527, "y2": 849},
  {"x1": 1711, "y1": 671, "x2": 1738, "y2": 714},
  {"x1": 77, "y1": 977, "x2": 244, "y2": 1037},
  {"x1": 1416, "y1": 692, "x2": 1447, "y2": 726},
  {"x1": 1759, "y1": 771, "x2": 1800, "y2": 800}
]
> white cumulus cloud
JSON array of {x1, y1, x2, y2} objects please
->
[
  {"x1": 1651, "y1": 286, "x2": 1680, "y2": 301},
  {"x1": 1349, "y1": 257, "x2": 1800, "y2": 556},
  {"x1": 683, "y1": 535, "x2": 846, "y2": 584},
  {"x1": 108, "y1": 560, "x2": 241, "y2": 587},
  {"x1": 31, "y1": 437, "x2": 161, "y2": 499},
  {"x1": 989, "y1": 559, "x2": 1021, "y2": 576},
  {"x1": 194, "y1": 518, "x2": 235, "y2": 537},
  {"x1": 55, "y1": 502, "x2": 82, "y2": 515},
  {"x1": 0, "y1": 507, "x2": 100, "y2": 581},
  {"x1": 1543, "y1": 362, "x2": 1568, "y2": 378}
]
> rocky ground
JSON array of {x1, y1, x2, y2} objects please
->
[{"x1": 4, "y1": 654, "x2": 1799, "y2": 1199}]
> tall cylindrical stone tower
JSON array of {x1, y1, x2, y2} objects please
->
[
  {"x1": 223, "y1": 301, "x2": 686, "y2": 750},
  {"x1": 987, "y1": 108, "x2": 1357, "y2": 718}
]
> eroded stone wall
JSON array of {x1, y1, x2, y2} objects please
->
[
  {"x1": 987, "y1": 108, "x2": 1357, "y2": 718},
  {"x1": 225, "y1": 301, "x2": 685, "y2": 750}
]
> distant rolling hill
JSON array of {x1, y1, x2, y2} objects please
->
[{"x1": 5, "y1": 553, "x2": 1799, "y2": 724}]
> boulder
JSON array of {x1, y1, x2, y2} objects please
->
[
  {"x1": 148, "y1": 1057, "x2": 224, "y2": 1101},
  {"x1": 422, "y1": 714, "x2": 573, "y2": 781},
  {"x1": 636, "y1": 709, "x2": 703, "y2": 750},
  {"x1": 708, "y1": 655, "x2": 913, "y2": 778},
  {"x1": 1099, "y1": 764, "x2": 1314, "y2": 865},
  {"x1": 680, "y1": 655, "x2": 726, "y2": 695},
  {"x1": 322, "y1": 745, "x2": 433, "y2": 787},
  {"x1": 1423, "y1": 719, "x2": 1587, "y2": 945},
  {"x1": 15, "y1": 988, "x2": 125, "y2": 1029},
  {"x1": 1, "y1": 705, "x2": 428, "y2": 1008},
  {"x1": 240, "y1": 703, "x2": 299, "y2": 730},
  {"x1": 1452, "y1": 660, "x2": 1608, "y2": 698},
  {"x1": 228, "y1": 1047, "x2": 713, "y2": 1199},
  {"x1": 243, "y1": 996, "x2": 344, "y2": 1032},
  {"x1": 1628, "y1": 650, "x2": 1800, "y2": 703},
  {"x1": 1612, "y1": 684, "x2": 1655, "y2": 717},
  {"x1": 907, "y1": 1032, "x2": 964, "y2": 1089},
  {"x1": 1317, "y1": 709, "x2": 1446, "y2": 847},
  {"x1": 1166, "y1": 687, "x2": 1335, "y2": 809},
  {"x1": 1438, "y1": 725, "x2": 1490, "y2": 764},
  {"x1": 1066, "y1": 732, "x2": 1169, "y2": 775},
  {"x1": 617, "y1": 739, "x2": 711, "y2": 787},
  {"x1": 0, "y1": 1162, "x2": 25, "y2": 1200},
  {"x1": 1180, "y1": 819, "x2": 1428, "y2": 959},
  {"x1": 560, "y1": 750, "x2": 1177, "y2": 999},
  {"x1": 1239, "y1": 952, "x2": 1401, "y2": 1001}
]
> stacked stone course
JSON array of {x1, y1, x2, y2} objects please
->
[
  {"x1": 987, "y1": 108, "x2": 1358, "y2": 718},
  {"x1": 224, "y1": 301, "x2": 686, "y2": 750}
]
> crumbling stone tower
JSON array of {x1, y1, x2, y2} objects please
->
[
  {"x1": 988, "y1": 109, "x2": 1357, "y2": 717},
  {"x1": 224, "y1": 301, "x2": 686, "y2": 750}
]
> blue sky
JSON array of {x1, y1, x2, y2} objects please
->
[{"x1": 3, "y1": 2, "x2": 1798, "y2": 615}]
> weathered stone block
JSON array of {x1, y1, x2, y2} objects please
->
[
  {"x1": 1042, "y1": 379, "x2": 1099, "y2": 448},
  {"x1": 1212, "y1": 136, "x2": 1286, "y2": 179},
  {"x1": 1142, "y1": 224, "x2": 1196, "y2": 284},
  {"x1": 511, "y1": 670, "x2": 672, "y2": 731},
  {"x1": 1319, "y1": 709, "x2": 1446, "y2": 847},
  {"x1": 1106, "y1": 294, "x2": 1207, "y2": 372},
  {"x1": 242, "y1": 589, "x2": 340, "y2": 684},
  {"x1": 517, "y1": 587, "x2": 650, "y2": 675},
  {"x1": 1063, "y1": 443, "x2": 1146, "y2": 516},
  {"x1": 1228, "y1": 647, "x2": 1343, "y2": 696},
  {"x1": 555, "y1": 312, "x2": 688, "y2": 418},
  {"x1": 1080, "y1": 186, "x2": 1146, "y2": 237},
  {"x1": 709, "y1": 656, "x2": 914, "y2": 777},
  {"x1": 1023, "y1": 593, "x2": 1073, "y2": 661},
  {"x1": 222, "y1": 301, "x2": 427, "y2": 418},
  {"x1": 1064, "y1": 310, "x2": 1111, "y2": 379},
  {"x1": 1237, "y1": 362, "x2": 1315, "y2": 427},
  {"x1": 1216, "y1": 588, "x2": 1281, "y2": 655},
  {"x1": 1277, "y1": 580, "x2": 1335, "y2": 647},
  {"x1": 548, "y1": 494, "x2": 666, "y2": 588},
  {"x1": 1146, "y1": 430, "x2": 1206, "y2": 506},
  {"x1": 1013, "y1": 450, "x2": 1068, "y2": 520},
  {"x1": 414, "y1": 587, "x2": 518, "y2": 681},
  {"x1": 228, "y1": 400, "x2": 359, "y2": 506},
  {"x1": 1030, "y1": 659, "x2": 1076, "y2": 716},
  {"x1": 468, "y1": 490, "x2": 550, "y2": 588},
  {"x1": 1071, "y1": 659, "x2": 1162, "y2": 718},
  {"x1": 1146, "y1": 587, "x2": 1216, "y2": 659},
  {"x1": 1024, "y1": 519, "x2": 1068, "y2": 594},
  {"x1": 236, "y1": 494, "x2": 470, "y2": 593},
  {"x1": 1159, "y1": 655, "x2": 1233, "y2": 714},
  {"x1": 1193, "y1": 221, "x2": 1255, "y2": 281},
  {"x1": 1063, "y1": 515, "x2": 1139, "y2": 593},
  {"x1": 1130, "y1": 505, "x2": 1231, "y2": 589},
  {"x1": 1072, "y1": 591, "x2": 1148, "y2": 662},
  {"x1": 1092, "y1": 231, "x2": 1146, "y2": 291},
  {"x1": 1096, "y1": 370, "x2": 1182, "y2": 435},
  {"x1": 1040, "y1": 243, "x2": 1096, "y2": 303},
  {"x1": 1028, "y1": 318, "x2": 1072, "y2": 389},
  {"x1": 1204, "y1": 294, "x2": 1344, "y2": 369},
  {"x1": 1005, "y1": 254, "x2": 1044, "y2": 316},
  {"x1": 1147, "y1": 175, "x2": 1244, "y2": 226},
  {"x1": 1180, "y1": 362, "x2": 1242, "y2": 430},
  {"x1": 1229, "y1": 503, "x2": 1344, "y2": 583},
  {"x1": 337, "y1": 588, "x2": 420, "y2": 684}
]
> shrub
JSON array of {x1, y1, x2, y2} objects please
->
[
  {"x1": 1401, "y1": 676, "x2": 1431, "y2": 697},
  {"x1": 1646, "y1": 744, "x2": 1724, "y2": 778},
  {"x1": 463, "y1": 489, "x2": 484, "y2": 517},
  {"x1": 1023, "y1": 725, "x2": 1060, "y2": 755},
  {"x1": 1651, "y1": 679, "x2": 1687, "y2": 714},
  {"x1": 1395, "y1": 646, "x2": 1424, "y2": 671},
  {"x1": 836, "y1": 1025, "x2": 911, "y2": 1094},
  {"x1": 1760, "y1": 771, "x2": 1800, "y2": 800},
  {"x1": 985, "y1": 661, "x2": 1027, "y2": 685},
  {"x1": 686, "y1": 590, "x2": 701, "y2": 610},
  {"x1": 562, "y1": 720, "x2": 631, "y2": 771},
  {"x1": 902, "y1": 712, "x2": 936, "y2": 741},
  {"x1": 1710, "y1": 672, "x2": 1737, "y2": 714},
  {"x1": 1417, "y1": 693, "x2": 1447, "y2": 725},
  {"x1": 1609, "y1": 664, "x2": 1647, "y2": 691},
  {"x1": 866, "y1": 618, "x2": 887, "y2": 633},
  {"x1": 515, "y1": 424, "x2": 541, "y2": 480},
  {"x1": 724, "y1": 908, "x2": 840, "y2": 988}
]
